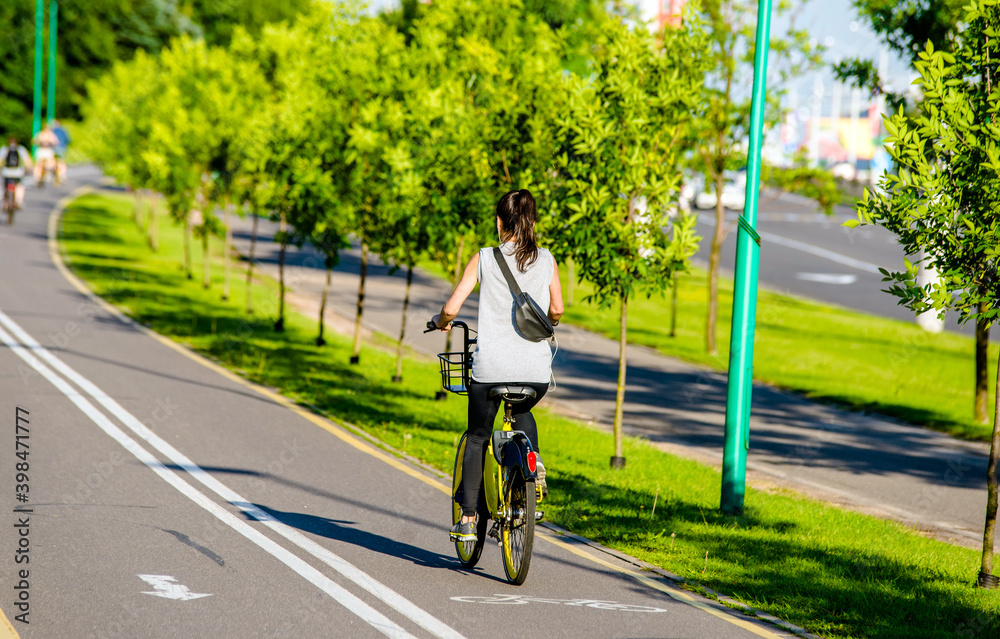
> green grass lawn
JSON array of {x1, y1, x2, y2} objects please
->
[{"x1": 60, "y1": 192, "x2": 1000, "y2": 639}]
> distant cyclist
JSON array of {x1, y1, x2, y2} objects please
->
[
  {"x1": 33, "y1": 125, "x2": 59, "y2": 186},
  {"x1": 50, "y1": 120, "x2": 70, "y2": 183},
  {"x1": 1, "y1": 138, "x2": 32, "y2": 210},
  {"x1": 432, "y1": 189, "x2": 564, "y2": 541}
]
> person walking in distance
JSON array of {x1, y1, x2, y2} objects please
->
[{"x1": 432, "y1": 189, "x2": 564, "y2": 541}]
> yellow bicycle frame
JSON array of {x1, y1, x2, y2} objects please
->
[{"x1": 483, "y1": 418, "x2": 511, "y2": 520}]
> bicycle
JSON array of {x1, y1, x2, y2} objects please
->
[
  {"x1": 427, "y1": 319, "x2": 541, "y2": 585},
  {"x1": 2, "y1": 178, "x2": 18, "y2": 225}
]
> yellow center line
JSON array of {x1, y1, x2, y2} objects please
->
[
  {"x1": 48, "y1": 192, "x2": 785, "y2": 639},
  {"x1": 0, "y1": 608, "x2": 19, "y2": 639}
]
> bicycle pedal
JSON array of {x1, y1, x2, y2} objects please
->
[{"x1": 487, "y1": 522, "x2": 501, "y2": 544}]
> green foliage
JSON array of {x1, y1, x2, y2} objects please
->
[
  {"x1": 0, "y1": 0, "x2": 308, "y2": 139},
  {"x1": 547, "y1": 17, "x2": 709, "y2": 306},
  {"x1": 835, "y1": 0, "x2": 965, "y2": 101},
  {"x1": 856, "y1": 3, "x2": 1000, "y2": 325},
  {"x1": 182, "y1": 0, "x2": 313, "y2": 46},
  {"x1": 761, "y1": 153, "x2": 840, "y2": 214},
  {"x1": 82, "y1": 0, "x2": 714, "y2": 309}
]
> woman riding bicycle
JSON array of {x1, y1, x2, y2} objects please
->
[{"x1": 431, "y1": 189, "x2": 564, "y2": 542}]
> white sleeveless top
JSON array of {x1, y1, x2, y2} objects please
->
[{"x1": 471, "y1": 242, "x2": 553, "y2": 384}]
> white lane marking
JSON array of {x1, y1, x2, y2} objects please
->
[
  {"x1": 0, "y1": 321, "x2": 417, "y2": 639},
  {"x1": 796, "y1": 273, "x2": 858, "y2": 285},
  {"x1": 138, "y1": 575, "x2": 212, "y2": 601},
  {"x1": 696, "y1": 217, "x2": 884, "y2": 274},
  {"x1": 759, "y1": 232, "x2": 883, "y2": 274},
  {"x1": 0, "y1": 307, "x2": 466, "y2": 639},
  {"x1": 450, "y1": 595, "x2": 665, "y2": 612}
]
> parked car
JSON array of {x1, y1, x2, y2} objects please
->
[{"x1": 691, "y1": 174, "x2": 745, "y2": 211}]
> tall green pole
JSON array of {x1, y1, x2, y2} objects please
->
[
  {"x1": 32, "y1": 0, "x2": 45, "y2": 151},
  {"x1": 720, "y1": 0, "x2": 772, "y2": 515},
  {"x1": 46, "y1": 1, "x2": 58, "y2": 123}
]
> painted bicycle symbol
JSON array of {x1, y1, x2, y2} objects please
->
[{"x1": 450, "y1": 594, "x2": 665, "y2": 612}]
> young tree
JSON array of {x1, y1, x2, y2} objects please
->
[
  {"x1": 837, "y1": 0, "x2": 994, "y2": 426},
  {"x1": 693, "y1": 0, "x2": 822, "y2": 356},
  {"x1": 851, "y1": 0, "x2": 1000, "y2": 588},
  {"x1": 406, "y1": 0, "x2": 569, "y2": 364},
  {"x1": 312, "y1": 14, "x2": 413, "y2": 364},
  {"x1": 546, "y1": 16, "x2": 707, "y2": 468},
  {"x1": 82, "y1": 51, "x2": 162, "y2": 247}
]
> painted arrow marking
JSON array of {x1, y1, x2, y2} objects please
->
[{"x1": 139, "y1": 575, "x2": 212, "y2": 601}]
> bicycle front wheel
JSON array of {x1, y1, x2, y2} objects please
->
[
  {"x1": 452, "y1": 433, "x2": 486, "y2": 567},
  {"x1": 501, "y1": 472, "x2": 535, "y2": 585}
]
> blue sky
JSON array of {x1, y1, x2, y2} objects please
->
[{"x1": 781, "y1": 0, "x2": 916, "y2": 105}]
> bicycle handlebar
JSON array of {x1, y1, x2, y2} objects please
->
[{"x1": 424, "y1": 319, "x2": 472, "y2": 334}]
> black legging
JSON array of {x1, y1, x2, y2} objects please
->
[{"x1": 459, "y1": 379, "x2": 548, "y2": 516}]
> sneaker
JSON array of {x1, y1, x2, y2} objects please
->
[
  {"x1": 450, "y1": 521, "x2": 477, "y2": 542},
  {"x1": 535, "y1": 458, "x2": 548, "y2": 500}
]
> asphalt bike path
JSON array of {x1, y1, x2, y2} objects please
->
[
  {"x1": 226, "y1": 196, "x2": 994, "y2": 552},
  {"x1": 0, "y1": 171, "x2": 793, "y2": 636}
]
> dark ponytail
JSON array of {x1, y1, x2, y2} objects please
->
[{"x1": 496, "y1": 189, "x2": 539, "y2": 272}]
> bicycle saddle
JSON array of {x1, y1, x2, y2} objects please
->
[{"x1": 488, "y1": 386, "x2": 537, "y2": 403}]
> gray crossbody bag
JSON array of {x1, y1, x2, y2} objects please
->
[{"x1": 492, "y1": 247, "x2": 555, "y2": 342}]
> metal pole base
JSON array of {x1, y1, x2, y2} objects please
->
[
  {"x1": 349, "y1": 355, "x2": 360, "y2": 365},
  {"x1": 315, "y1": 337, "x2": 326, "y2": 347},
  {"x1": 609, "y1": 456, "x2": 626, "y2": 469},
  {"x1": 978, "y1": 571, "x2": 999, "y2": 589}
]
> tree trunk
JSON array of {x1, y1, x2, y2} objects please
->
[
  {"x1": 611, "y1": 295, "x2": 628, "y2": 469},
  {"x1": 351, "y1": 243, "x2": 369, "y2": 364},
  {"x1": 246, "y1": 211, "x2": 258, "y2": 314},
  {"x1": 976, "y1": 303, "x2": 990, "y2": 424},
  {"x1": 670, "y1": 272, "x2": 679, "y2": 338},
  {"x1": 980, "y1": 346, "x2": 1000, "y2": 587},
  {"x1": 184, "y1": 217, "x2": 193, "y2": 280},
  {"x1": 134, "y1": 189, "x2": 143, "y2": 229},
  {"x1": 147, "y1": 195, "x2": 158, "y2": 252},
  {"x1": 706, "y1": 172, "x2": 726, "y2": 356},
  {"x1": 443, "y1": 236, "x2": 466, "y2": 356},
  {"x1": 275, "y1": 211, "x2": 287, "y2": 332},
  {"x1": 393, "y1": 265, "x2": 414, "y2": 383},
  {"x1": 567, "y1": 257, "x2": 574, "y2": 307},
  {"x1": 222, "y1": 203, "x2": 232, "y2": 301},
  {"x1": 317, "y1": 264, "x2": 332, "y2": 346},
  {"x1": 202, "y1": 225, "x2": 211, "y2": 290}
]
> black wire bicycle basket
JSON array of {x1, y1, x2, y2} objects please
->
[
  {"x1": 437, "y1": 350, "x2": 471, "y2": 395},
  {"x1": 434, "y1": 321, "x2": 476, "y2": 396}
]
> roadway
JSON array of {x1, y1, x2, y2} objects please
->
[
  {"x1": 0, "y1": 172, "x2": 791, "y2": 637},
  {"x1": 693, "y1": 191, "x2": 981, "y2": 336}
]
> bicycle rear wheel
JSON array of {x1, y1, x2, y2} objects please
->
[
  {"x1": 501, "y1": 472, "x2": 535, "y2": 585},
  {"x1": 452, "y1": 434, "x2": 486, "y2": 567},
  {"x1": 4, "y1": 190, "x2": 13, "y2": 225}
]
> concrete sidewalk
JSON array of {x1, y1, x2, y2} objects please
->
[{"x1": 228, "y1": 214, "x2": 993, "y2": 552}]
